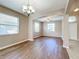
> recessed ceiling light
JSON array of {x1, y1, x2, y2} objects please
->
[{"x1": 74, "y1": 8, "x2": 79, "y2": 12}]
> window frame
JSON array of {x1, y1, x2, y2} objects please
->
[
  {"x1": 0, "y1": 13, "x2": 20, "y2": 36},
  {"x1": 47, "y1": 23, "x2": 55, "y2": 32},
  {"x1": 34, "y1": 22, "x2": 40, "y2": 33}
]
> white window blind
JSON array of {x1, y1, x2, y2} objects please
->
[
  {"x1": 0, "y1": 13, "x2": 19, "y2": 35},
  {"x1": 34, "y1": 22, "x2": 40, "y2": 33},
  {"x1": 47, "y1": 23, "x2": 55, "y2": 32}
]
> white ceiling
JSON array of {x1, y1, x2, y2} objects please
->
[
  {"x1": 0, "y1": 0, "x2": 68, "y2": 15},
  {"x1": 36, "y1": 15, "x2": 64, "y2": 22},
  {"x1": 66, "y1": 0, "x2": 79, "y2": 15},
  {"x1": 35, "y1": 15, "x2": 77, "y2": 23}
]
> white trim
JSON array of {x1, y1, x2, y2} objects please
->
[
  {"x1": 66, "y1": 48, "x2": 71, "y2": 59},
  {"x1": 64, "y1": 0, "x2": 69, "y2": 13},
  {"x1": 27, "y1": 39, "x2": 34, "y2": 41},
  {"x1": 63, "y1": 45, "x2": 69, "y2": 48},
  {"x1": 0, "y1": 39, "x2": 28, "y2": 50},
  {"x1": 33, "y1": 36, "x2": 41, "y2": 39}
]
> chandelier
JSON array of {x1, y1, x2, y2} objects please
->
[{"x1": 22, "y1": 0, "x2": 35, "y2": 16}]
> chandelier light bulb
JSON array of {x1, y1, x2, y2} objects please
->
[
  {"x1": 27, "y1": 10, "x2": 31, "y2": 14},
  {"x1": 22, "y1": 0, "x2": 35, "y2": 16},
  {"x1": 32, "y1": 9, "x2": 35, "y2": 13}
]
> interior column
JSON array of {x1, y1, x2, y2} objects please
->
[
  {"x1": 77, "y1": 16, "x2": 79, "y2": 41},
  {"x1": 28, "y1": 16, "x2": 34, "y2": 41},
  {"x1": 62, "y1": 15, "x2": 69, "y2": 48}
]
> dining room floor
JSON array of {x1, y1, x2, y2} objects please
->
[{"x1": 0, "y1": 37, "x2": 69, "y2": 59}]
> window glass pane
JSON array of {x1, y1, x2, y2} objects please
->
[
  {"x1": 47, "y1": 23, "x2": 55, "y2": 32},
  {"x1": 68, "y1": 16, "x2": 76, "y2": 22},
  {"x1": 0, "y1": 13, "x2": 18, "y2": 25},
  {"x1": 0, "y1": 13, "x2": 19, "y2": 35},
  {"x1": 34, "y1": 22, "x2": 40, "y2": 32}
]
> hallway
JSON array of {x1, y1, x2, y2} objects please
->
[{"x1": 0, "y1": 37, "x2": 69, "y2": 59}]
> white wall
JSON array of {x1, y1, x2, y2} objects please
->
[
  {"x1": 0, "y1": 6, "x2": 28, "y2": 48},
  {"x1": 77, "y1": 16, "x2": 79, "y2": 41},
  {"x1": 69, "y1": 22, "x2": 77, "y2": 40},
  {"x1": 43, "y1": 21, "x2": 62, "y2": 37}
]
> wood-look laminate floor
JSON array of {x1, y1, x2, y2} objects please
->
[{"x1": 0, "y1": 37, "x2": 69, "y2": 59}]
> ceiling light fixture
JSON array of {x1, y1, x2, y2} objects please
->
[
  {"x1": 74, "y1": 8, "x2": 79, "y2": 12},
  {"x1": 22, "y1": 0, "x2": 35, "y2": 16}
]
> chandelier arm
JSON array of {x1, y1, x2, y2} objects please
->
[{"x1": 22, "y1": 0, "x2": 35, "y2": 16}]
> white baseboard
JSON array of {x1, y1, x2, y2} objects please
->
[
  {"x1": 33, "y1": 36, "x2": 41, "y2": 39},
  {"x1": 27, "y1": 39, "x2": 34, "y2": 41},
  {"x1": 43, "y1": 36, "x2": 61, "y2": 37},
  {"x1": 63, "y1": 45, "x2": 69, "y2": 49},
  {"x1": 66, "y1": 48, "x2": 71, "y2": 59},
  {"x1": 0, "y1": 39, "x2": 28, "y2": 50}
]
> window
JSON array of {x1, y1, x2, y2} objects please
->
[
  {"x1": 0, "y1": 13, "x2": 19, "y2": 35},
  {"x1": 34, "y1": 22, "x2": 40, "y2": 32},
  {"x1": 68, "y1": 16, "x2": 76, "y2": 23},
  {"x1": 47, "y1": 23, "x2": 55, "y2": 32}
]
